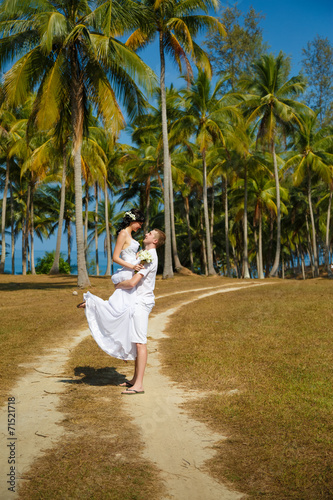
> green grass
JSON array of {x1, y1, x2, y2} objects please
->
[{"x1": 160, "y1": 279, "x2": 333, "y2": 498}]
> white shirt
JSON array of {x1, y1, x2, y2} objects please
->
[{"x1": 136, "y1": 248, "x2": 158, "y2": 307}]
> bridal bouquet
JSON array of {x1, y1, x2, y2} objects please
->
[{"x1": 137, "y1": 250, "x2": 153, "y2": 264}]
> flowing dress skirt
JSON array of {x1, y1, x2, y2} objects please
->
[{"x1": 84, "y1": 288, "x2": 137, "y2": 361}]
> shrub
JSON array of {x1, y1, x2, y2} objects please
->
[{"x1": 35, "y1": 251, "x2": 70, "y2": 274}]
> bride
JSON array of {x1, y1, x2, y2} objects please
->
[{"x1": 77, "y1": 208, "x2": 146, "y2": 360}]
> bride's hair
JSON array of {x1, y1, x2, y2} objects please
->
[{"x1": 116, "y1": 208, "x2": 145, "y2": 235}]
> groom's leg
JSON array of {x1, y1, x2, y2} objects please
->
[
  {"x1": 131, "y1": 343, "x2": 147, "y2": 391},
  {"x1": 122, "y1": 303, "x2": 150, "y2": 393}
]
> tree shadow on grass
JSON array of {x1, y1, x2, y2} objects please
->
[
  {"x1": 60, "y1": 366, "x2": 129, "y2": 386},
  {"x1": 0, "y1": 275, "x2": 78, "y2": 292}
]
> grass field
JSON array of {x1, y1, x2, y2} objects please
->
[
  {"x1": 1, "y1": 274, "x2": 332, "y2": 498},
  {"x1": 160, "y1": 279, "x2": 333, "y2": 498}
]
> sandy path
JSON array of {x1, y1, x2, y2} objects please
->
[
  {"x1": 0, "y1": 329, "x2": 90, "y2": 499},
  {"x1": 0, "y1": 282, "x2": 270, "y2": 499},
  {"x1": 120, "y1": 283, "x2": 272, "y2": 500}
]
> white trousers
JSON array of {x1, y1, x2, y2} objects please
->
[{"x1": 131, "y1": 302, "x2": 154, "y2": 344}]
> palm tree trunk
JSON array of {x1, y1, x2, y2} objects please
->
[
  {"x1": 159, "y1": 32, "x2": 173, "y2": 279},
  {"x1": 50, "y1": 149, "x2": 67, "y2": 274},
  {"x1": 169, "y1": 160, "x2": 182, "y2": 271},
  {"x1": 144, "y1": 175, "x2": 151, "y2": 234},
  {"x1": 22, "y1": 226, "x2": 26, "y2": 274},
  {"x1": 71, "y1": 58, "x2": 90, "y2": 287},
  {"x1": 270, "y1": 142, "x2": 281, "y2": 277},
  {"x1": 10, "y1": 179, "x2": 15, "y2": 274},
  {"x1": 22, "y1": 184, "x2": 31, "y2": 275},
  {"x1": 202, "y1": 148, "x2": 216, "y2": 275},
  {"x1": 73, "y1": 144, "x2": 89, "y2": 285},
  {"x1": 296, "y1": 243, "x2": 301, "y2": 275},
  {"x1": 258, "y1": 209, "x2": 264, "y2": 279},
  {"x1": 307, "y1": 168, "x2": 319, "y2": 277},
  {"x1": 104, "y1": 177, "x2": 111, "y2": 276},
  {"x1": 0, "y1": 158, "x2": 9, "y2": 273},
  {"x1": 224, "y1": 177, "x2": 231, "y2": 278},
  {"x1": 30, "y1": 195, "x2": 36, "y2": 275},
  {"x1": 325, "y1": 186, "x2": 332, "y2": 276},
  {"x1": 67, "y1": 221, "x2": 72, "y2": 269},
  {"x1": 94, "y1": 182, "x2": 99, "y2": 276},
  {"x1": 200, "y1": 211, "x2": 208, "y2": 275},
  {"x1": 111, "y1": 237, "x2": 114, "y2": 275},
  {"x1": 305, "y1": 213, "x2": 315, "y2": 277},
  {"x1": 266, "y1": 212, "x2": 274, "y2": 276},
  {"x1": 183, "y1": 196, "x2": 194, "y2": 272},
  {"x1": 254, "y1": 226, "x2": 259, "y2": 275},
  {"x1": 243, "y1": 164, "x2": 250, "y2": 278},
  {"x1": 210, "y1": 181, "x2": 215, "y2": 248},
  {"x1": 84, "y1": 182, "x2": 89, "y2": 260},
  {"x1": 27, "y1": 242, "x2": 31, "y2": 273}
]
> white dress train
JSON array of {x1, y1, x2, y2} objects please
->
[{"x1": 84, "y1": 239, "x2": 140, "y2": 361}]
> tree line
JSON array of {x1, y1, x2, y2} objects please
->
[{"x1": 0, "y1": 1, "x2": 332, "y2": 285}]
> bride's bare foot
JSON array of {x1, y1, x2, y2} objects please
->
[{"x1": 77, "y1": 302, "x2": 86, "y2": 309}]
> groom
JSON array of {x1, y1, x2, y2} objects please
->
[{"x1": 116, "y1": 228, "x2": 165, "y2": 395}]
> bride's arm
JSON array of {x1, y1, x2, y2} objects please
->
[{"x1": 115, "y1": 272, "x2": 143, "y2": 289}]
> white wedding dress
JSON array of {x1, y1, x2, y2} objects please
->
[
  {"x1": 83, "y1": 239, "x2": 140, "y2": 361},
  {"x1": 111, "y1": 239, "x2": 140, "y2": 284}
]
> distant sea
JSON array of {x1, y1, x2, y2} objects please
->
[{"x1": 4, "y1": 249, "x2": 121, "y2": 276}]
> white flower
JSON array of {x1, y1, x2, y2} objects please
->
[
  {"x1": 137, "y1": 250, "x2": 153, "y2": 263},
  {"x1": 125, "y1": 211, "x2": 136, "y2": 220}
]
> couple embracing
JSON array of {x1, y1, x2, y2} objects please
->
[{"x1": 78, "y1": 209, "x2": 165, "y2": 395}]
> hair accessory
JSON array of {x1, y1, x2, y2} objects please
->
[{"x1": 125, "y1": 211, "x2": 136, "y2": 220}]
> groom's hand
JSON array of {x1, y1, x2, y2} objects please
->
[{"x1": 133, "y1": 263, "x2": 144, "y2": 272}]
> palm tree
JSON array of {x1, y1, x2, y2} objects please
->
[
  {"x1": 0, "y1": 0, "x2": 156, "y2": 286},
  {"x1": 175, "y1": 71, "x2": 238, "y2": 275},
  {"x1": 0, "y1": 107, "x2": 15, "y2": 273},
  {"x1": 131, "y1": 88, "x2": 186, "y2": 271},
  {"x1": 284, "y1": 113, "x2": 333, "y2": 277},
  {"x1": 126, "y1": 0, "x2": 225, "y2": 278},
  {"x1": 0, "y1": 101, "x2": 29, "y2": 273},
  {"x1": 240, "y1": 52, "x2": 307, "y2": 276}
]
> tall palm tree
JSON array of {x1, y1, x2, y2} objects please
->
[
  {"x1": 131, "y1": 88, "x2": 186, "y2": 271},
  {"x1": 240, "y1": 53, "x2": 307, "y2": 276},
  {"x1": 0, "y1": 0, "x2": 156, "y2": 286},
  {"x1": 284, "y1": 113, "x2": 333, "y2": 277},
  {"x1": 126, "y1": 0, "x2": 225, "y2": 278},
  {"x1": 0, "y1": 99, "x2": 31, "y2": 273},
  {"x1": 0, "y1": 107, "x2": 16, "y2": 273},
  {"x1": 175, "y1": 71, "x2": 238, "y2": 274}
]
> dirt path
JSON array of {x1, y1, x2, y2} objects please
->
[
  {"x1": 0, "y1": 329, "x2": 91, "y2": 499},
  {"x1": 0, "y1": 282, "x2": 271, "y2": 499}
]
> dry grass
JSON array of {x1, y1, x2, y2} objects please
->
[
  {"x1": 160, "y1": 279, "x2": 333, "y2": 499},
  {"x1": 3, "y1": 273, "x2": 332, "y2": 498}
]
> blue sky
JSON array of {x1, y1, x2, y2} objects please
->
[
  {"x1": 137, "y1": 0, "x2": 333, "y2": 79},
  {"x1": 119, "y1": 0, "x2": 333, "y2": 144}
]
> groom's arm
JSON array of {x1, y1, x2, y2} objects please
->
[{"x1": 115, "y1": 272, "x2": 144, "y2": 290}]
